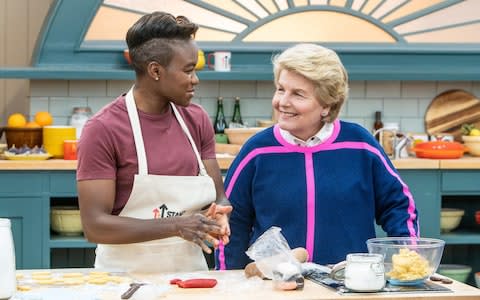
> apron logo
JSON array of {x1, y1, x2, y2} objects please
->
[{"x1": 153, "y1": 204, "x2": 185, "y2": 219}]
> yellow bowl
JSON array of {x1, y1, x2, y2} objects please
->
[
  {"x1": 462, "y1": 135, "x2": 480, "y2": 156},
  {"x1": 440, "y1": 208, "x2": 464, "y2": 232},
  {"x1": 224, "y1": 127, "x2": 264, "y2": 145},
  {"x1": 43, "y1": 126, "x2": 76, "y2": 158},
  {"x1": 50, "y1": 206, "x2": 83, "y2": 236}
]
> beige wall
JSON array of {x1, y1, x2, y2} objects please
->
[{"x1": 0, "y1": 0, "x2": 53, "y2": 129}]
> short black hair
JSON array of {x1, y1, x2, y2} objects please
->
[{"x1": 126, "y1": 12, "x2": 198, "y2": 74}]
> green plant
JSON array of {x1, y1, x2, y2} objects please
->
[{"x1": 461, "y1": 123, "x2": 477, "y2": 135}]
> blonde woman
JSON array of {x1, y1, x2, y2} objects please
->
[{"x1": 216, "y1": 43, "x2": 418, "y2": 269}]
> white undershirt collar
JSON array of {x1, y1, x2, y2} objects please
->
[{"x1": 279, "y1": 122, "x2": 334, "y2": 147}]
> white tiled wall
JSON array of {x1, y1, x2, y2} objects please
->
[{"x1": 30, "y1": 80, "x2": 480, "y2": 135}]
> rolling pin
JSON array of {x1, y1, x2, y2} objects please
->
[{"x1": 244, "y1": 247, "x2": 309, "y2": 279}]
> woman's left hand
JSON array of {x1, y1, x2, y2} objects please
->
[{"x1": 205, "y1": 203, "x2": 232, "y2": 245}]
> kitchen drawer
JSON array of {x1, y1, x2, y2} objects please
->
[
  {"x1": 441, "y1": 171, "x2": 480, "y2": 193},
  {"x1": 49, "y1": 172, "x2": 77, "y2": 196},
  {"x1": 0, "y1": 172, "x2": 43, "y2": 195}
]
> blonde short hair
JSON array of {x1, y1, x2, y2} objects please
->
[{"x1": 272, "y1": 43, "x2": 349, "y2": 123}]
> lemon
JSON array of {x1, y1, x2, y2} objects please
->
[
  {"x1": 7, "y1": 113, "x2": 27, "y2": 127},
  {"x1": 469, "y1": 128, "x2": 480, "y2": 136}
]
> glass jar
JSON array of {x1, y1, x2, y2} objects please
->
[
  {"x1": 344, "y1": 253, "x2": 385, "y2": 292},
  {"x1": 0, "y1": 218, "x2": 16, "y2": 299},
  {"x1": 381, "y1": 122, "x2": 400, "y2": 157},
  {"x1": 69, "y1": 107, "x2": 92, "y2": 139}
]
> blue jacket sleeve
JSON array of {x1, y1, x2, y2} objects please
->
[{"x1": 373, "y1": 150, "x2": 419, "y2": 237}]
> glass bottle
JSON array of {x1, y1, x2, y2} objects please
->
[
  {"x1": 69, "y1": 107, "x2": 92, "y2": 139},
  {"x1": 214, "y1": 97, "x2": 227, "y2": 134},
  {"x1": 230, "y1": 96, "x2": 244, "y2": 128},
  {"x1": 0, "y1": 218, "x2": 16, "y2": 299},
  {"x1": 373, "y1": 111, "x2": 383, "y2": 141}
]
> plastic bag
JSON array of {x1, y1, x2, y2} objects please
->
[{"x1": 245, "y1": 226, "x2": 300, "y2": 280}]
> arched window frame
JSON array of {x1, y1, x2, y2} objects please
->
[{"x1": 2, "y1": 0, "x2": 480, "y2": 80}]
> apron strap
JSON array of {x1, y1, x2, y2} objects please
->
[
  {"x1": 125, "y1": 86, "x2": 208, "y2": 176},
  {"x1": 126, "y1": 87, "x2": 148, "y2": 175},
  {"x1": 170, "y1": 102, "x2": 208, "y2": 176}
]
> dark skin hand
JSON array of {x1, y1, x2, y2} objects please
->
[{"x1": 78, "y1": 160, "x2": 231, "y2": 254}]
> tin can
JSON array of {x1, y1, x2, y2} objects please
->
[{"x1": 63, "y1": 140, "x2": 77, "y2": 160}]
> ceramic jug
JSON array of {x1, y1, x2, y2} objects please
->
[{"x1": 0, "y1": 218, "x2": 16, "y2": 299}]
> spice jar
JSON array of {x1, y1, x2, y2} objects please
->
[
  {"x1": 69, "y1": 107, "x2": 92, "y2": 139},
  {"x1": 344, "y1": 253, "x2": 385, "y2": 292},
  {"x1": 0, "y1": 218, "x2": 16, "y2": 299}
]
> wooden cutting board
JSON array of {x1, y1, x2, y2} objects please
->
[{"x1": 425, "y1": 89, "x2": 480, "y2": 141}]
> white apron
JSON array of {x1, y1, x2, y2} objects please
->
[{"x1": 94, "y1": 87, "x2": 216, "y2": 273}]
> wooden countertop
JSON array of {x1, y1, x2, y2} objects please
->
[
  {"x1": 14, "y1": 269, "x2": 480, "y2": 300},
  {"x1": 1, "y1": 156, "x2": 480, "y2": 170}
]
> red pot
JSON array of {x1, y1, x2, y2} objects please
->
[{"x1": 411, "y1": 141, "x2": 466, "y2": 159}]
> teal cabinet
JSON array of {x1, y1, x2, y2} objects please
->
[
  {"x1": 0, "y1": 197, "x2": 46, "y2": 269},
  {"x1": 0, "y1": 167, "x2": 479, "y2": 273},
  {"x1": 399, "y1": 170, "x2": 441, "y2": 238}
]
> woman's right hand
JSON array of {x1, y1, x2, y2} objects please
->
[{"x1": 175, "y1": 213, "x2": 223, "y2": 253}]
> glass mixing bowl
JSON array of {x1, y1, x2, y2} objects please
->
[{"x1": 366, "y1": 237, "x2": 445, "y2": 286}]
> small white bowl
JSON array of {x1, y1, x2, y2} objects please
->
[{"x1": 440, "y1": 208, "x2": 464, "y2": 233}]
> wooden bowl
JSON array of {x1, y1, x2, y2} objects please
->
[
  {"x1": 224, "y1": 127, "x2": 264, "y2": 145},
  {"x1": 3, "y1": 127, "x2": 43, "y2": 149}
]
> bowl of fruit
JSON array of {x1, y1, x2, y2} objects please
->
[{"x1": 461, "y1": 124, "x2": 480, "y2": 156}]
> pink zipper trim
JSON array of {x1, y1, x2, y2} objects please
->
[{"x1": 304, "y1": 152, "x2": 315, "y2": 261}]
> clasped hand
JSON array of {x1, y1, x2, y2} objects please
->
[{"x1": 177, "y1": 203, "x2": 232, "y2": 253}]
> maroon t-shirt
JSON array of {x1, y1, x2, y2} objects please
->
[{"x1": 77, "y1": 94, "x2": 216, "y2": 215}]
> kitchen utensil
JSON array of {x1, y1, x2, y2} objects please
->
[
  {"x1": 121, "y1": 282, "x2": 146, "y2": 299},
  {"x1": 440, "y1": 208, "x2": 464, "y2": 232},
  {"x1": 425, "y1": 89, "x2": 480, "y2": 141},
  {"x1": 367, "y1": 237, "x2": 445, "y2": 286},
  {"x1": 411, "y1": 141, "x2": 466, "y2": 159}
]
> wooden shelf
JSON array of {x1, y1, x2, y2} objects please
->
[
  {"x1": 49, "y1": 235, "x2": 96, "y2": 248},
  {"x1": 441, "y1": 230, "x2": 480, "y2": 244}
]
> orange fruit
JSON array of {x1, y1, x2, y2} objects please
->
[
  {"x1": 25, "y1": 121, "x2": 41, "y2": 128},
  {"x1": 34, "y1": 111, "x2": 53, "y2": 126},
  {"x1": 7, "y1": 113, "x2": 27, "y2": 127}
]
